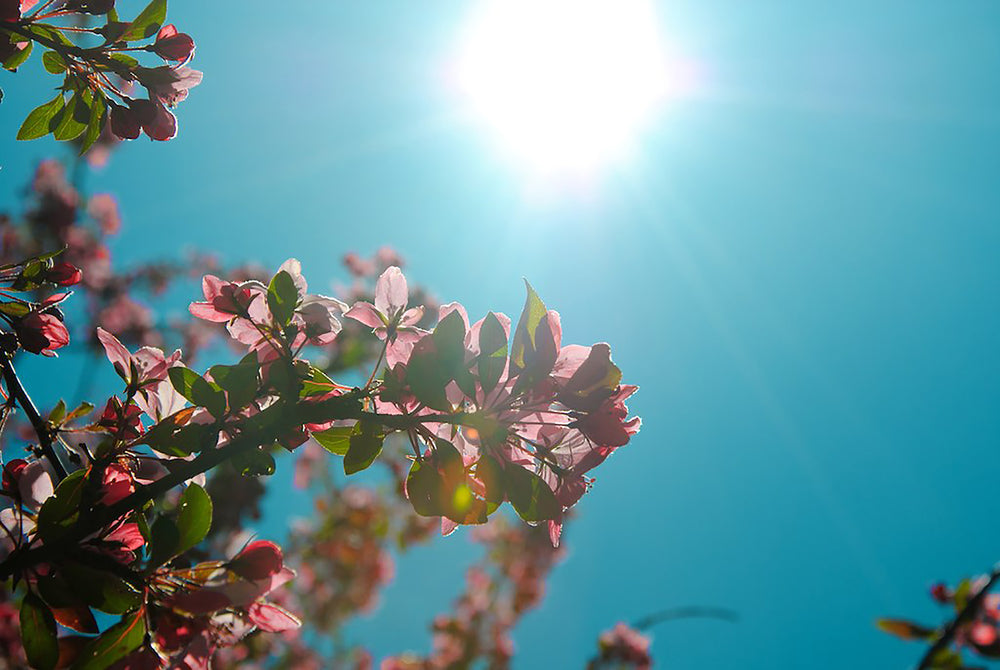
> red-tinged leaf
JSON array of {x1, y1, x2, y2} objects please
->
[
  {"x1": 875, "y1": 618, "x2": 936, "y2": 641},
  {"x1": 52, "y1": 604, "x2": 99, "y2": 635},
  {"x1": 56, "y1": 636, "x2": 90, "y2": 669}
]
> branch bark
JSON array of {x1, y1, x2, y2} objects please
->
[{"x1": 0, "y1": 350, "x2": 68, "y2": 480}]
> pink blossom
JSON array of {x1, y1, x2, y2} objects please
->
[
  {"x1": 14, "y1": 311, "x2": 69, "y2": 356},
  {"x1": 97, "y1": 327, "x2": 185, "y2": 420},
  {"x1": 573, "y1": 385, "x2": 641, "y2": 447},
  {"x1": 247, "y1": 602, "x2": 301, "y2": 633},
  {"x1": 345, "y1": 266, "x2": 425, "y2": 366}
]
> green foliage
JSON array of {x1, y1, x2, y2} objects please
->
[
  {"x1": 267, "y1": 270, "x2": 299, "y2": 328},
  {"x1": 20, "y1": 593, "x2": 58, "y2": 670}
]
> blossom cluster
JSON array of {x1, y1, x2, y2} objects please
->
[
  {"x1": 3, "y1": 0, "x2": 200, "y2": 147},
  {"x1": 0, "y1": 248, "x2": 640, "y2": 668},
  {"x1": 880, "y1": 574, "x2": 1000, "y2": 668}
]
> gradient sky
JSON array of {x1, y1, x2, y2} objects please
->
[{"x1": 2, "y1": 2, "x2": 1000, "y2": 667}]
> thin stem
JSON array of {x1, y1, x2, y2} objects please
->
[
  {"x1": 632, "y1": 606, "x2": 739, "y2": 631},
  {"x1": 0, "y1": 350, "x2": 68, "y2": 479},
  {"x1": 917, "y1": 565, "x2": 1000, "y2": 669}
]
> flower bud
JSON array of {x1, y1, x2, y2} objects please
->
[
  {"x1": 14, "y1": 311, "x2": 69, "y2": 356},
  {"x1": 229, "y1": 540, "x2": 284, "y2": 581},
  {"x1": 152, "y1": 24, "x2": 195, "y2": 62},
  {"x1": 110, "y1": 103, "x2": 141, "y2": 140},
  {"x1": 45, "y1": 261, "x2": 82, "y2": 286}
]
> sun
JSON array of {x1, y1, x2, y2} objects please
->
[{"x1": 454, "y1": 0, "x2": 671, "y2": 176}]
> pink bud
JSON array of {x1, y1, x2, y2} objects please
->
[
  {"x1": 229, "y1": 540, "x2": 284, "y2": 581},
  {"x1": 110, "y1": 104, "x2": 141, "y2": 140},
  {"x1": 45, "y1": 261, "x2": 82, "y2": 286},
  {"x1": 153, "y1": 24, "x2": 195, "y2": 62},
  {"x1": 15, "y1": 311, "x2": 69, "y2": 356}
]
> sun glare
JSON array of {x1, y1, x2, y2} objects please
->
[{"x1": 455, "y1": 0, "x2": 670, "y2": 176}]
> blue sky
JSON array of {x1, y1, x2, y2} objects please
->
[{"x1": 3, "y1": 1, "x2": 1000, "y2": 667}]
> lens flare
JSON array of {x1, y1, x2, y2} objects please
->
[{"x1": 455, "y1": 0, "x2": 671, "y2": 175}]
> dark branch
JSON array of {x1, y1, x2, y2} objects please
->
[
  {"x1": 0, "y1": 350, "x2": 68, "y2": 479},
  {"x1": 917, "y1": 565, "x2": 1000, "y2": 669}
]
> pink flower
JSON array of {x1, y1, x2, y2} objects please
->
[
  {"x1": 247, "y1": 602, "x2": 300, "y2": 633},
  {"x1": 189, "y1": 275, "x2": 266, "y2": 323},
  {"x1": 98, "y1": 462, "x2": 136, "y2": 506},
  {"x1": 152, "y1": 24, "x2": 195, "y2": 62},
  {"x1": 88, "y1": 193, "x2": 121, "y2": 234},
  {"x1": 97, "y1": 397, "x2": 144, "y2": 441},
  {"x1": 97, "y1": 327, "x2": 185, "y2": 421},
  {"x1": 14, "y1": 311, "x2": 69, "y2": 356},
  {"x1": 573, "y1": 385, "x2": 641, "y2": 447},
  {"x1": 140, "y1": 65, "x2": 203, "y2": 107},
  {"x1": 345, "y1": 266, "x2": 425, "y2": 366}
]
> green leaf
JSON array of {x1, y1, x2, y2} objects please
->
[
  {"x1": 954, "y1": 579, "x2": 971, "y2": 612},
  {"x1": 60, "y1": 564, "x2": 141, "y2": 615},
  {"x1": 0, "y1": 301, "x2": 30, "y2": 318},
  {"x1": 311, "y1": 425, "x2": 354, "y2": 456},
  {"x1": 405, "y1": 439, "x2": 464, "y2": 517},
  {"x1": 121, "y1": 0, "x2": 167, "y2": 41},
  {"x1": 209, "y1": 359, "x2": 258, "y2": 413},
  {"x1": 175, "y1": 483, "x2": 211, "y2": 556},
  {"x1": 2, "y1": 39, "x2": 31, "y2": 71},
  {"x1": 267, "y1": 270, "x2": 298, "y2": 328},
  {"x1": 26, "y1": 24, "x2": 74, "y2": 48},
  {"x1": 36, "y1": 470, "x2": 86, "y2": 542},
  {"x1": 405, "y1": 457, "x2": 444, "y2": 516},
  {"x1": 17, "y1": 94, "x2": 64, "y2": 140},
  {"x1": 168, "y1": 367, "x2": 225, "y2": 418},
  {"x1": 299, "y1": 365, "x2": 337, "y2": 398},
  {"x1": 108, "y1": 52, "x2": 139, "y2": 68},
  {"x1": 73, "y1": 609, "x2": 146, "y2": 670},
  {"x1": 20, "y1": 592, "x2": 58, "y2": 670},
  {"x1": 65, "y1": 401, "x2": 95, "y2": 422},
  {"x1": 231, "y1": 446, "x2": 276, "y2": 477},
  {"x1": 48, "y1": 399, "x2": 67, "y2": 425},
  {"x1": 509, "y1": 280, "x2": 548, "y2": 376},
  {"x1": 344, "y1": 422, "x2": 384, "y2": 475},
  {"x1": 477, "y1": 312, "x2": 507, "y2": 394},
  {"x1": 476, "y1": 454, "x2": 505, "y2": 505},
  {"x1": 52, "y1": 90, "x2": 89, "y2": 141},
  {"x1": 42, "y1": 50, "x2": 66, "y2": 74},
  {"x1": 405, "y1": 337, "x2": 451, "y2": 411},
  {"x1": 148, "y1": 516, "x2": 180, "y2": 568},
  {"x1": 79, "y1": 98, "x2": 106, "y2": 156},
  {"x1": 504, "y1": 464, "x2": 561, "y2": 522}
]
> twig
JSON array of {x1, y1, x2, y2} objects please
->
[
  {"x1": 632, "y1": 606, "x2": 739, "y2": 631},
  {"x1": 917, "y1": 564, "x2": 1000, "y2": 669}
]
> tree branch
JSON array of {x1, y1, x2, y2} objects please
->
[
  {"x1": 917, "y1": 565, "x2": 1000, "y2": 669},
  {"x1": 0, "y1": 350, "x2": 68, "y2": 480}
]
